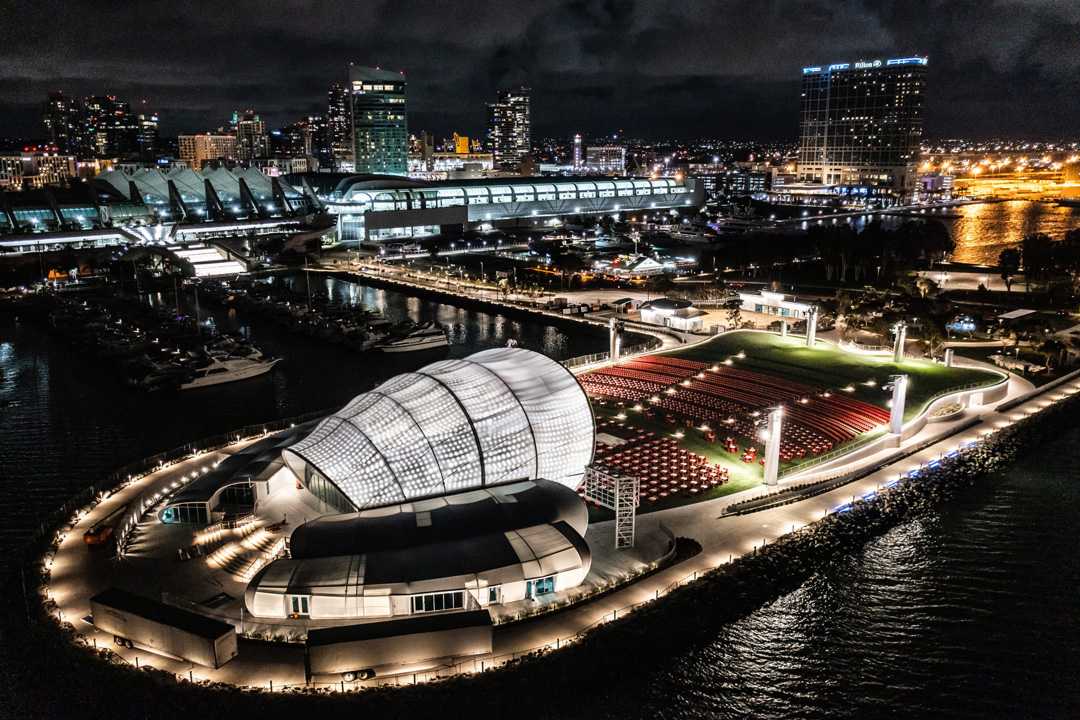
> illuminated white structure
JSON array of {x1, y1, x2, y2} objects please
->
[
  {"x1": 889, "y1": 374, "x2": 908, "y2": 435},
  {"x1": 283, "y1": 347, "x2": 594, "y2": 512},
  {"x1": 763, "y1": 407, "x2": 784, "y2": 486},
  {"x1": 806, "y1": 305, "x2": 819, "y2": 347},
  {"x1": 893, "y1": 321, "x2": 907, "y2": 362}
]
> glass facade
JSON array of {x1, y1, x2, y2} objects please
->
[
  {"x1": 283, "y1": 347, "x2": 595, "y2": 510},
  {"x1": 797, "y1": 57, "x2": 927, "y2": 192},
  {"x1": 349, "y1": 66, "x2": 408, "y2": 175},
  {"x1": 411, "y1": 590, "x2": 465, "y2": 614},
  {"x1": 160, "y1": 502, "x2": 210, "y2": 525}
]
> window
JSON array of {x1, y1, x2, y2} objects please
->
[
  {"x1": 289, "y1": 595, "x2": 310, "y2": 617},
  {"x1": 526, "y1": 576, "x2": 556, "y2": 599},
  {"x1": 160, "y1": 502, "x2": 209, "y2": 525},
  {"x1": 487, "y1": 586, "x2": 501, "y2": 604},
  {"x1": 411, "y1": 590, "x2": 465, "y2": 614}
]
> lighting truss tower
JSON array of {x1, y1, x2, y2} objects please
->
[
  {"x1": 583, "y1": 465, "x2": 639, "y2": 549},
  {"x1": 893, "y1": 321, "x2": 907, "y2": 362},
  {"x1": 806, "y1": 306, "x2": 818, "y2": 347}
]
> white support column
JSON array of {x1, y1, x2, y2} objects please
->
[
  {"x1": 893, "y1": 321, "x2": 907, "y2": 363},
  {"x1": 779, "y1": 320, "x2": 787, "y2": 338},
  {"x1": 944, "y1": 348, "x2": 954, "y2": 367},
  {"x1": 609, "y1": 317, "x2": 622, "y2": 363},
  {"x1": 889, "y1": 374, "x2": 908, "y2": 436},
  {"x1": 763, "y1": 407, "x2": 783, "y2": 486},
  {"x1": 806, "y1": 306, "x2": 818, "y2": 347}
]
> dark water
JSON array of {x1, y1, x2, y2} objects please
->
[
  {"x1": 641, "y1": 425, "x2": 1080, "y2": 719},
  {"x1": 0, "y1": 274, "x2": 607, "y2": 563}
]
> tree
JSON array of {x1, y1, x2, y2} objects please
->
[
  {"x1": 1021, "y1": 233, "x2": 1054, "y2": 291},
  {"x1": 1037, "y1": 338, "x2": 1066, "y2": 369},
  {"x1": 998, "y1": 247, "x2": 1020, "y2": 292},
  {"x1": 723, "y1": 296, "x2": 743, "y2": 329}
]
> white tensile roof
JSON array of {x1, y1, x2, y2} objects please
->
[{"x1": 283, "y1": 347, "x2": 595, "y2": 509}]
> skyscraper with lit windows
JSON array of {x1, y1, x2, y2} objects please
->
[
  {"x1": 348, "y1": 66, "x2": 408, "y2": 175},
  {"x1": 488, "y1": 86, "x2": 531, "y2": 172},
  {"x1": 796, "y1": 56, "x2": 927, "y2": 195}
]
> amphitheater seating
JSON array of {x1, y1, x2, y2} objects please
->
[
  {"x1": 586, "y1": 419, "x2": 730, "y2": 503},
  {"x1": 583, "y1": 352, "x2": 891, "y2": 460}
]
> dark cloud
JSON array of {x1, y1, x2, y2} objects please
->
[{"x1": 0, "y1": 0, "x2": 1077, "y2": 140}]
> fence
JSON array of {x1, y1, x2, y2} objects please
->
[{"x1": 560, "y1": 340, "x2": 662, "y2": 371}]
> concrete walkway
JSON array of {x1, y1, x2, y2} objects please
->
[{"x1": 42, "y1": 368, "x2": 1078, "y2": 692}]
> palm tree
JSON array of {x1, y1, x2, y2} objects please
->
[{"x1": 998, "y1": 247, "x2": 1020, "y2": 292}]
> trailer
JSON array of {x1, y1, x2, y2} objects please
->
[
  {"x1": 306, "y1": 610, "x2": 492, "y2": 682},
  {"x1": 89, "y1": 587, "x2": 238, "y2": 668}
]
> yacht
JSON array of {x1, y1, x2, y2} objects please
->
[
  {"x1": 374, "y1": 322, "x2": 449, "y2": 353},
  {"x1": 180, "y1": 351, "x2": 281, "y2": 390}
]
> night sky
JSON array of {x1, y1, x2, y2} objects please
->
[{"x1": 1, "y1": 0, "x2": 1078, "y2": 141}]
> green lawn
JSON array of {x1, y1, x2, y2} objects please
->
[{"x1": 669, "y1": 331, "x2": 1003, "y2": 420}]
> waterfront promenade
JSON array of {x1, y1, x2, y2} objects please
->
[{"x1": 40, "y1": 352, "x2": 1077, "y2": 691}]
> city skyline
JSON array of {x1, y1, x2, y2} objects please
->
[{"x1": 1, "y1": 0, "x2": 1078, "y2": 142}]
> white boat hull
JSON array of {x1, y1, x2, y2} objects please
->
[
  {"x1": 180, "y1": 358, "x2": 281, "y2": 390},
  {"x1": 377, "y1": 336, "x2": 449, "y2": 353}
]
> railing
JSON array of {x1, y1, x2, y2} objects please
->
[
  {"x1": 777, "y1": 429, "x2": 887, "y2": 479},
  {"x1": 560, "y1": 340, "x2": 662, "y2": 371}
]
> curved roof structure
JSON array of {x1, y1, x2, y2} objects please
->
[{"x1": 282, "y1": 347, "x2": 594, "y2": 510}]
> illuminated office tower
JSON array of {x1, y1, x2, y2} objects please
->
[
  {"x1": 233, "y1": 110, "x2": 269, "y2": 161},
  {"x1": 573, "y1": 133, "x2": 583, "y2": 169},
  {"x1": 327, "y1": 81, "x2": 352, "y2": 170},
  {"x1": 796, "y1": 57, "x2": 927, "y2": 196},
  {"x1": 42, "y1": 91, "x2": 79, "y2": 155},
  {"x1": 488, "y1": 86, "x2": 531, "y2": 172},
  {"x1": 348, "y1": 66, "x2": 408, "y2": 175}
]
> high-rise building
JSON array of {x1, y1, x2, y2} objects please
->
[
  {"x1": 178, "y1": 133, "x2": 238, "y2": 168},
  {"x1": 487, "y1": 86, "x2": 531, "y2": 172},
  {"x1": 348, "y1": 65, "x2": 408, "y2": 175},
  {"x1": 453, "y1": 133, "x2": 470, "y2": 155},
  {"x1": 586, "y1": 145, "x2": 626, "y2": 175},
  {"x1": 136, "y1": 112, "x2": 160, "y2": 160},
  {"x1": 276, "y1": 118, "x2": 316, "y2": 158},
  {"x1": 42, "y1": 91, "x2": 79, "y2": 155},
  {"x1": 81, "y1": 95, "x2": 138, "y2": 158},
  {"x1": 233, "y1": 110, "x2": 269, "y2": 161},
  {"x1": 327, "y1": 82, "x2": 352, "y2": 170},
  {"x1": 796, "y1": 56, "x2": 927, "y2": 195},
  {"x1": 572, "y1": 133, "x2": 583, "y2": 169}
]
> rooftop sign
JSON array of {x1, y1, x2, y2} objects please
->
[{"x1": 803, "y1": 56, "x2": 927, "y2": 74}]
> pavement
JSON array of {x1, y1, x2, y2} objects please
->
[{"x1": 41, "y1": 358, "x2": 1077, "y2": 692}]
